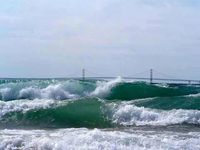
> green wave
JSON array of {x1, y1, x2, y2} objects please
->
[
  {"x1": 107, "y1": 82, "x2": 199, "y2": 100},
  {"x1": 134, "y1": 95, "x2": 200, "y2": 110},
  {"x1": 0, "y1": 98, "x2": 112, "y2": 129},
  {"x1": 1, "y1": 79, "x2": 200, "y2": 101},
  {"x1": 1, "y1": 95, "x2": 200, "y2": 129}
]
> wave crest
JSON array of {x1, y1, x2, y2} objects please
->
[
  {"x1": 91, "y1": 77, "x2": 122, "y2": 97},
  {"x1": 0, "y1": 78, "x2": 200, "y2": 101},
  {"x1": 1, "y1": 98, "x2": 200, "y2": 128},
  {"x1": 19, "y1": 85, "x2": 76, "y2": 100},
  {"x1": 109, "y1": 103, "x2": 200, "y2": 126},
  {"x1": 0, "y1": 80, "x2": 95, "y2": 101},
  {"x1": 0, "y1": 99, "x2": 57, "y2": 118}
]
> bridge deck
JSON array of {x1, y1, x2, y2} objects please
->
[{"x1": 0, "y1": 77, "x2": 200, "y2": 85}]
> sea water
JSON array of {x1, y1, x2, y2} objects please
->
[{"x1": 1, "y1": 77, "x2": 200, "y2": 149}]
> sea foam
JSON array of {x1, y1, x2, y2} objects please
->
[
  {"x1": 0, "y1": 128, "x2": 200, "y2": 150},
  {"x1": 0, "y1": 99, "x2": 58, "y2": 118},
  {"x1": 109, "y1": 102, "x2": 200, "y2": 126},
  {"x1": 0, "y1": 80, "x2": 89, "y2": 101},
  {"x1": 91, "y1": 76, "x2": 122, "y2": 97}
]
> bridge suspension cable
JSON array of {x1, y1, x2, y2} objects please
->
[
  {"x1": 153, "y1": 69, "x2": 180, "y2": 79},
  {"x1": 129, "y1": 69, "x2": 150, "y2": 78}
]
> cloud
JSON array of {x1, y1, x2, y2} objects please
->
[{"x1": 0, "y1": 0, "x2": 200, "y2": 78}]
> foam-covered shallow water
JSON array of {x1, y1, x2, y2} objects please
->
[
  {"x1": 1, "y1": 78, "x2": 200, "y2": 149},
  {"x1": 1, "y1": 128, "x2": 200, "y2": 150}
]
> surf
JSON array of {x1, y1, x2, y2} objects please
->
[
  {"x1": 0, "y1": 78, "x2": 199, "y2": 101},
  {"x1": 1, "y1": 128, "x2": 200, "y2": 150},
  {"x1": 1, "y1": 97, "x2": 200, "y2": 129}
]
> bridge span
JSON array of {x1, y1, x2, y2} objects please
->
[{"x1": 0, "y1": 69, "x2": 200, "y2": 85}]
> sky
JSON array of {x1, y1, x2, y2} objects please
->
[{"x1": 0, "y1": 0, "x2": 200, "y2": 79}]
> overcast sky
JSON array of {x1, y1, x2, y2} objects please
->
[{"x1": 0, "y1": 0, "x2": 200, "y2": 79}]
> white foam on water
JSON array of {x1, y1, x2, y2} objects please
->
[
  {"x1": 0, "y1": 128, "x2": 200, "y2": 150},
  {"x1": 19, "y1": 87, "x2": 41, "y2": 99},
  {"x1": 0, "y1": 80, "x2": 89, "y2": 100},
  {"x1": 186, "y1": 93, "x2": 200, "y2": 98},
  {"x1": 0, "y1": 88, "x2": 11, "y2": 100},
  {"x1": 19, "y1": 84, "x2": 77, "y2": 100},
  {"x1": 108, "y1": 102, "x2": 200, "y2": 126},
  {"x1": 154, "y1": 83, "x2": 170, "y2": 88},
  {"x1": 0, "y1": 99, "x2": 58, "y2": 118},
  {"x1": 121, "y1": 98, "x2": 155, "y2": 104},
  {"x1": 91, "y1": 77, "x2": 122, "y2": 97}
]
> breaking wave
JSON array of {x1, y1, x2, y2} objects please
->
[
  {"x1": 0, "y1": 78, "x2": 200, "y2": 129},
  {"x1": 1, "y1": 98, "x2": 200, "y2": 128},
  {"x1": 90, "y1": 77, "x2": 122, "y2": 97},
  {"x1": 0, "y1": 79, "x2": 96, "y2": 101},
  {"x1": 0, "y1": 78, "x2": 199, "y2": 101},
  {"x1": 1, "y1": 78, "x2": 200, "y2": 150},
  {"x1": 108, "y1": 102, "x2": 200, "y2": 126}
]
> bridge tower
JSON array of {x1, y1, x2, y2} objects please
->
[
  {"x1": 150, "y1": 69, "x2": 153, "y2": 84},
  {"x1": 82, "y1": 69, "x2": 85, "y2": 80}
]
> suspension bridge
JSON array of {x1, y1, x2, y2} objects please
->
[
  {"x1": 0, "y1": 69, "x2": 200, "y2": 85},
  {"x1": 81, "y1": 69, "x2": 200, "y2": 85}
]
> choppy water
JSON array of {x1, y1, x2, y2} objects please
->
[{"x1": 1, "y1": 77, "x2": 200, "y2": 149}]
